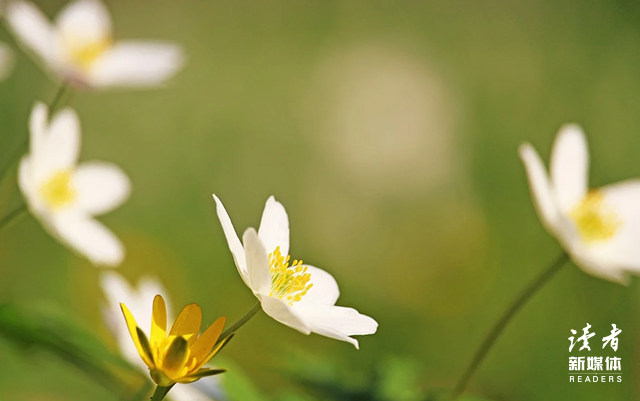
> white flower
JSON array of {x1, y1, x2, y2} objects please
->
[
  {"x1": 519, "y1": 124, "x2": 640, "y2": 284},
  {"x1": 5, "y1": 0, "x2": 184, "y2": 89},
  {"x1": 0, "y1": 42, "x2": 15, "y2": 81},
  {"x1": 18, "y1": 102, "x2": 130, "y2": 266},
  {"x1": 213, "y1": 195, "x2": 378, "y2": 348},
  {"x1": 100, "y1": 272, "x2": 226, "y2": 401}
]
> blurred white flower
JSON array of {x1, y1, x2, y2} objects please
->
[
  {"x1": 213, "y1": 195, "x2": 378, "y2": 348},
  {"x1": 18, "y1": 102, "x2": 130, "y2": 266},
  {"x1": 5, "y1": 0, "x2": 184, "y2": 89},
  {"x1": 100, "y1": 271, "x2": 226, "y2": 401},
  {"x1": 0, "y1": 42, "x2": 15, "y2": 81},
  {"x1": 299, "y1": 44, "x2": 461, "y2": 196},
  {"x1": 520, "y1": 124, "x2": 640, "y2": 284}
]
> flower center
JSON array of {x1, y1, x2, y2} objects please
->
[
  {"x1": 569, "y1": 190, "x2": 621, "y2": 242},
  {"x1": 268, "y1": 246, "x2": 313, "y2": 304},
  {"x1": 66, "y1": 37, "x2": 112, "y2": 70},
  {"x1": 39, "y1": 170, "x2": 76, "y2": 210}
]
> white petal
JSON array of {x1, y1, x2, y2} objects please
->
[
  {"x1": 100, "y1": 271, "x2": 136, "y2": 333},
  {"x1": 571, "y1": 180, "x2": 640, "y2": 283},
  {"x1": 30, "y1": 102, "x2": 75, "y2": 183},
  {"x1": 52, "y1": 212, "x2": 124, "y2": 266},
  {"x1": 88, "y1": 41, "x2": 184, "y2": 88},
  {"x1": 103, "y1": 273, "x2": 169, "y2": 327},
  {"x1": 73, "y1": 162, "x2": 131, "y2": 215},
  {"x1": 297, "y1": 265, "x2": 339, "y2": 306},
  {"x1": 188, "y1": 377, "x2": 226, "y2": 401},
  {"x1": 258, "y1": 295, "x2": 311, "y2": 334},
  {"x1": 258, "y1": 196, "x2": 290, "y2": 257},
  {"x1": 293, "y1": 304, "x2": 378, "y2": 349},
  {"x1": 18, "y1": 156, "x2": 35, "y2": 206},
  {"x1": 29, "y1": 102, "x2": 48, "y2": 162},
  {"x1": 519, "y1": 143, "x2": 561, "y2": 234},
  {"x1": 18, "y1": 156, "x2": 31, "y2": 193},
  {"x1": 22, "y1": 105, "x2": 48, "y2": 215},
  {"x1": 212, "y1": 195, "x2": 248, "y2": 285},
  {"x1": 99, "y1": 271, "x2": 161, "y2": 370},
  {"x1": 44, "y1": 107, "x2": 81, "y2": 172},
  {"x1": 569, "y1": 247, "x2": 629, "y2": 285},
  {"x1": 242, "y1": 228, "x2": 272, "y2": 295},
  {"x1": 5, "y1": 1, "x2": 60, "y2": 67},
  {"x1": 55, "y1": 0, "x2": 111, "y2": 45},
  {"x1": 0, "y1": 42, "x2": 15, "y2": 81},
  {"x1": 18, "y1": 155, "x2": 49, "y2": 218},
  {"x1": 550, "y1": 124, "x2": 589, "y2": 213},
  {"x1": 100, "y1": 271, "x2": 134, "y2": 307},
  {"x1": 170, "y1": 384, "x2": 221, "y2": 401},
  {"x1": 601, "y1": 180, "x2": 640, "y2": 230},
  {"x1": 137, "y1": 276, "x2": 171, "y2": 321}
]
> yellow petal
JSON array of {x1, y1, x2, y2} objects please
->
[
  {"x1": 120, "y1": 303, "x2": 154, "y2": 368},
  {"x1": 162, "y1": 336, "x2": 189, "y2": 379},
  {"x1": 150, "y1": 294, "x2": 167, "y2": 348},
  {"x1": 169, "y1": 303, "x2": 202, "y2": 343},
  {"x1": 196, "y1": 333, "x2": 234, "y2": 370},
  {"x1": 188, "y1": 317, "x2": 226, "y2": 369},
  {"x1": 136, "y1": 327, "x2": 156, "y2": 366}
]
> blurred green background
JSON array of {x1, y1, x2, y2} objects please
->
[{"x1": 1, "y1": 0, "x2": 640, "y2": 400}]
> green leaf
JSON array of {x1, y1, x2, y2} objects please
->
[
  {"x1": 0, "y1": 302, "x2": 144, "y2": 396},
  {"x1": 183, "y1": 368, "x2": 227, "y2": 380}
]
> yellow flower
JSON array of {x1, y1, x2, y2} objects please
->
[{"x1": 120, "y1": 294, "x2": 230, "y2": 386}]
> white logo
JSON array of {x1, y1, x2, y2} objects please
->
[{"x1": 568, "y1": 324, "x2": 622, "y2": 383}]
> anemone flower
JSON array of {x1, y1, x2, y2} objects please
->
[
  {"x1": 6, "y1": 0, "x2": 184, "y2": 89},
  {"x1": 19, "y1": 102, "x2": 130, "y2": 266},
  {"x1": 520, "y1": 124, "x2": 640, "y2": 283},
  {"x1": 213, "y1": 195, "x2": 378, "y2": 348}
]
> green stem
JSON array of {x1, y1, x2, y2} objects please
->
[
  {"x1": 150, "y1": 385, "x2": 174, "y2": 401},
  {"x1": 217, "y1": 302, "x2": 262, "y2": 345},
  {"x1": 0, "y1": 204, "x2": 27, "y2": 233},
  {"x1": 48, "y1": 84, "x2": 70, "y2": 114},
  {"x1": 450, "y1": 252, "x2": 569, "y2": 399}
]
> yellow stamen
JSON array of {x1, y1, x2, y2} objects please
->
[
  {"x1": 569, "y1": 190, "x2": 621, "y2": 242},
  {"x1": 268, "y1": 246, "x2": 314, "y2": 305},
  {"x1": 39, "y1": 170, "x2": 75, "y2": 210},
  {"x1": 66, "y1": 37, "x2": 112, "y2": 70}
]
